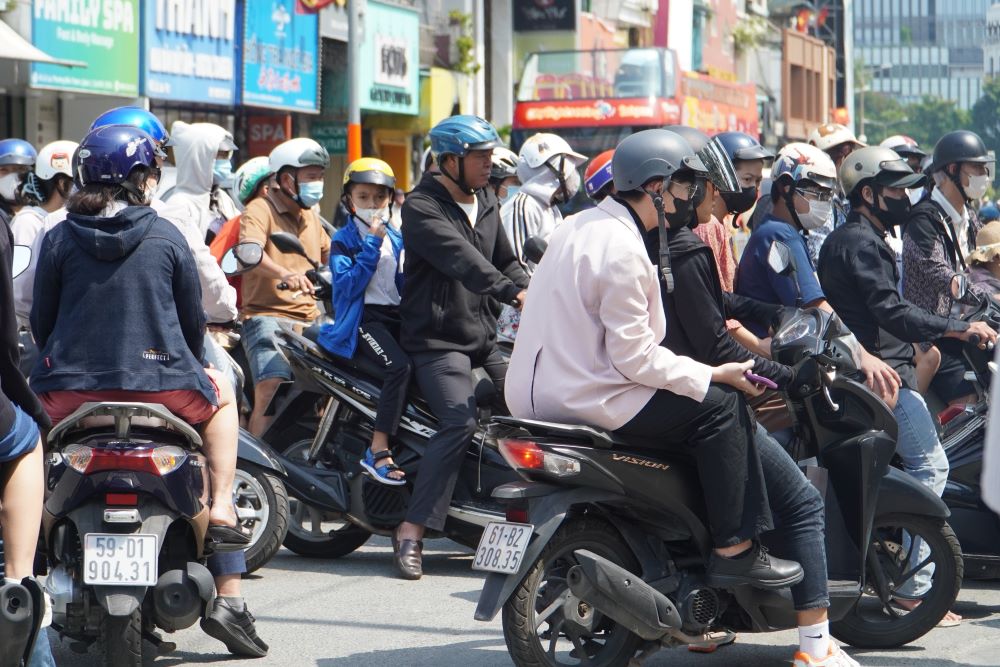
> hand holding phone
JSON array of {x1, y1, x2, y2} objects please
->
[{"x1": 745, "y1": 370, "x2": 779, "y2": 390}]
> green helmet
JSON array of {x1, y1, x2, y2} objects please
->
[
  {"x1": 234, "y1": 156, "x2": 273, "y2": 205},
  {"x1": 839, "y1": 146, "x2": 925, "y2": 199}
]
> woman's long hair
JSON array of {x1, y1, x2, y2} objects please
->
[{"x1": 66, "y1": 166, "x2": 152, "y2": 216}]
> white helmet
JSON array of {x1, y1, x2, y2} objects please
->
[
  {"x1": 518, "y1": 133, "x2": 586, "y2": 169},
  {"x1": 269, "y1": 138, "x2": 330, "y2": 174},
  {"x1": 491, "y1": 147, "x2": 520, "y2": 181},
  {"x1": 771, "y1": 142, "x2": 838, "y2": 190},
  {"x1": 34, "y1": 140, "x2": 77, "y2": 180},
  {"x1": 808, "y1": 123, "x2": 866, "y2": 152}
]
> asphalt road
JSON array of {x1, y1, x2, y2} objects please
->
[{"x1": 48, "y1": 537, "x2": 1000, "y2": 667}]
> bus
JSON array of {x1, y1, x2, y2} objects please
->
[{"x1": 512, "y1": 47, "x2": 759, "y2": 157}]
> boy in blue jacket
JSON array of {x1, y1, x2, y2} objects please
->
[{"x1": 318, "y1": 159, "x2": 410, "y2": 485}]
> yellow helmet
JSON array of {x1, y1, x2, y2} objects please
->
[{"x1": 343, "y1": 157, "x2": 395, "y2": 190}]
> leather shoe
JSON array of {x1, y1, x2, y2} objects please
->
[
  {"x1": 392, "y1": 535, "x2": 423, "y2": 580},
  {"x1": 706, "y1": 542, "x2": 803, "y2": 590},
  {"x1": 200, "y1": 598, "x2": 268, "y2": 657}
]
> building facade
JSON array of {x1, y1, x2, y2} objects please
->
[
  {"x1": 853, "y1": 0, "x2": 991, "y2": 110},
  {"x1": 985, "y1": 3, "x2": 1000, "y2": 77}
]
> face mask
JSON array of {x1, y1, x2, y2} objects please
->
[
  {"x1": 501, "y1": 185, "x2": 520, "y2": 206},
  {"x1": 297, "y1": 181, "x2": 324, "y2": 208},
  {"x1": 553, "y1": 168, "x2": 581, "y2": 204},
  {"x1": 798, "y1": 198, "x2": 833, "y2": 231},
  {"x1": 665, "y1": 192, "x2": 695, "y2": 228},
  {"x1": 721, "y1": 186, "x2": 758, "y2": 215},
  {"x1": 355, "y1": 207, "x2": 389, "y2": 226},
  {"x1": 965, "y1": 173, "x2": 990, "y2": 201},
  {"x1": 213, "y1": 159, "x2": 233, "y2": 186},
  {"x1": 874, "y1": 191, "x2": 911, "y2": 228},
  {"x1": 0, "y1": 172, "x2": 20, "y2": 202}
]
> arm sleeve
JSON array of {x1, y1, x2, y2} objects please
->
[
  {"x1": 239, "y1": 203, "x2": 269, "y2": 246},
  {"x1": 401, "y1": 196, "x2": 522, "y2": 304},
  {"x1": 2, "y1": 230, "x2": 48, "y2": 428},
  {"x1": 597, "y1": 249, "x2": 714, "y2": 400},
  {"x1": 902, "y1": 215, "x2": 966, "y2": 307},
  {"x1": 10, "y1": 215, "x2": 46, "y2": 325},
  {"x1": 507, "y1": 195, "x2": 545, "y2": 271},
  {"x1": 166, "y1": 212, "x2": 238, "y2": 323},
  {"x1": 171, "y1": 243, "x2": 207, "y2": 364},
  {"x1": 29, "y1": 234, "x2": 60, "y2": 350},
  {"x1": 723, "y1": 291, "x2": 784, "y2": 333},
  {"x1": 331, "y1": 236, "x2": 382, "y2": 300},
  {"x1": 675, "y1": 255, "x2": 793, "y2": 385},
  {"x1": 492, "y1": 216, "x2": 530, "y2": 290},
  {"x1": 855, "y1": 241, "x2": 961, "y2": 341}
]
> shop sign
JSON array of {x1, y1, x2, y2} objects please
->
[
  {"x1": 247, "y1": 114, "x2": 293, "y2": 156},
  {"x1": 359, "y1": 1, "x2": 419, "y2": 115},
  {"x1": 513, "y1": 0, "x2": 575, "y2": 32},
  {"x1": 141, "y1": 0, "x2": 238, "y2": 104},
  {"x1": 513, "y1": 98, "x2": 682, "y2": 129},
  {"x1": 311, "y1": 122, "x2": 347, "y2": 155},
  {"x1": 242, "y1": 0, "x2": 320, "y2": 113},
  {"x1": 30, "y1": 0, "x2": 141, "y2": 96}
]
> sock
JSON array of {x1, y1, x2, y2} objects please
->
[
  {"x1": 220, "y1": 595, "x2": 246, "y2": 612},
  {"x1": 798, "y1": 620, "x2": 831, "y2": 658},
  {"x1": 3, "y1": 577, "x2": 18, "y2": 585}
]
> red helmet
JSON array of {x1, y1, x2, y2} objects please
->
[{"x1": 584, "y1": 149, "x2": 614, "y2": 199}]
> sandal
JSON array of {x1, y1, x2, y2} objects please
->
[
  {"x1": 361, "y1": 447, "x2": 406, "y2": 486},
  {"x1": 206, "y1": 524, "x2": 253, "y2": 552}
]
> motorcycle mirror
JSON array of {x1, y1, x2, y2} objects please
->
[
  {"x1": 270, "y1": 232, "x2": 309, "y2": 258},
  {"x1": 951, "y1": 274, "x2": 969, "y2": 301},
  {"x1": 523, "y1": 236, "x2": 548, "y2": 265},
  {"x1": 221, "y1": 242, "x2": 264, "y2": 276},
  {"x1": 767, "y1": 240, "x2": 794, "y2": 276},
  {"x1": 11, "y1": 245, "x2": 30, "y2": 279}
]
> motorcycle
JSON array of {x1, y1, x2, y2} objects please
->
[
  {"x1": 260, "y1": 232, "x2": 522, "y2": 557},
  {"x1": 473, "y1": 258, "x2": 961, "y2": 666}
]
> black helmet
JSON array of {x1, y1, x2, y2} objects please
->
[
  {"x1": 662, "y1": 125, "x2": 709, "y2": 152},
  {"x1": 612, "y1": 129, "x2": 706, "y2": 192},
  {"x1": 713, "y1": 132, "x2": 774, "y2": 163},
  {"x1": 929, "y1": 130, "x2": 990, "y2": 174}
]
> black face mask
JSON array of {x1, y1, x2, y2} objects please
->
[
  {"x1": 721, "y1": 186, "x2": 758, "y2": 215},
  {"x1": 666, "y1": 192, "x2": 694, "y2": 228},
  {"x1": 872, "y1": 189, "x2": 911, "y2": 228}
]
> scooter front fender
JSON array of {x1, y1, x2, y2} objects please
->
[
  {"x1": 877, "y1": 466, "x2": 950, "y2": 520},
  {"x1": 237, "y1": 428, "x2": 286, "y2": 475}
]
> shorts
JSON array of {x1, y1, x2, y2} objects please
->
[
  {"x1": 40, "y1": 381, "x2": 221, "y2": 427},
  {"x1": 241, "y1": 315, "x2": 304, "y2": 383},
  {"x1": 0, "y1": 404, "x2": 40, "y2": 463}
]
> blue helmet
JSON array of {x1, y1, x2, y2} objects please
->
[
  {"x1": 429, "y1": 115, "x2": 501, "y2": 158},
  {"x1": 981, "y1": 204, "x2": 1000, "y2": 222},
  {"x1": 0, "y1": 139, "x2": 37, "y2": 167},
  {"x1": 90, "y1": 106, "x2": 169, "y2": 146},
  {"x1": 712, "y1": 132, "x2": 774, "y2": 163},
  {"x1": 76, "y1": 125, "x2": 163, "y2": 186}
]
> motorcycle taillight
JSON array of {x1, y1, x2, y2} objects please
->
[{"x1": 62, "y1": 445, "x2": 188, "y2": 476}]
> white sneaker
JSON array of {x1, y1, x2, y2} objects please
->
[{"x1": 792, "y1": 643, "x2": 861, "y2": 667}]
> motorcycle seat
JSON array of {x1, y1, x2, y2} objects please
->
[{"x1": 492, "y1": 415, "x2": 667, "y2": 452}]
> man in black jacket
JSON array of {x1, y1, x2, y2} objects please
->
[
  {"x1": 819, "y1": 146, "x2": 994, "y2": 622},
  {"x1": 394, "y1": 116, "x2": 528, "y2": 580}
]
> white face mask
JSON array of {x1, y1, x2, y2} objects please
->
[
  {"x1": 965, "y1": 173, "x2": 991, "y2": 201},
  {"x1": 0, "y1": 172, "x2": 20, "y2": 202},
  {"x1": 355, "y1": 207, "x2": 390, "y2": 226},
  {"x1": 799, "y1": 198, "x2": 833, "y2": 231}
]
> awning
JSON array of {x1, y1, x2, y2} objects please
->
[{"x1": 0, "y1": 20, "x2": 86, "y2": 68}]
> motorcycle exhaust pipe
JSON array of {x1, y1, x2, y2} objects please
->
[
  {"x1": 0, "y1": 579, "x2": 43, "y2": 667},
  {"x1": 566, "y1": 549, "x2": 682, "y2": 641},
  {"x1": 152, "y1": 563, "x2": 215, "y2": 632},
  {"x1": 276, "y1": 456, "x2": 350, "y2": 513}
]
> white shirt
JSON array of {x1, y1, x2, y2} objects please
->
[
  {"x1": 354, "y1": 219, "x2": 401, "y2": 307},
  {"x1": 11, "y1": 206, "x2": 54, "y2": 327},
  {"x1": 506, "y1": 198, "x2": 714, "y2": 430},
  {"x1": 457, "y1": 199, "x2": 478, "y2": 228},
  {"x1": 932, "y1": 187, "x2": 971, "y2": 263}
]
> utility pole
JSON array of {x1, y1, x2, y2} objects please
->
[{"x1": 347, "y1": 0, "x2": 362, "y2": 163}]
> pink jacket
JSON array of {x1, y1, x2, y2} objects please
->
[{"x1": 506, "y1": 198, "x2": 714, "y2": 430}]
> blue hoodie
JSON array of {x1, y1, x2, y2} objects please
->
[{"x1": 29, "y1": 205, "x2": 216, "y2": 405}]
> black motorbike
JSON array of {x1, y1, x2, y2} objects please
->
[
  {"x1": 259, "y1": 232, "x2": 520, "y2": 557},
  {"x1": 473, "y1": 306, "x2": 962, "y2": 666}
]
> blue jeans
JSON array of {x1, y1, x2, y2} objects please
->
[
  {"x1": 203, "y1": 333, "x2": 240, "y2": 399},
  {"x1": 756, "y1": 425, "x2": 829, "y2": 610},
  {"x1": 241, "y1": 316, "x2": 303, "y2": 383},
  {"x1": 892, "y1": 387, "x2": 949, "y2": 597}
]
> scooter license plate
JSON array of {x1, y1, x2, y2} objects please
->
[
  {"x1": 83, "y1": 534, "x2": 158, "y2": 586},
  {"x1": 472, "y1": 521, "x2": 533, "y2": 574}
]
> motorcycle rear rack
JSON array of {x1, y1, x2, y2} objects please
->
[{"x1": 47, "y1": 402, "x2": 203, "y2": 448}]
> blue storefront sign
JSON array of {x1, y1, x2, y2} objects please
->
[
  {"x1": 242, "y1": 0, "x2": 319, "y2": 113},
  {"x1": 141, "y1": 0, "x2": 238, "y2": 104}
]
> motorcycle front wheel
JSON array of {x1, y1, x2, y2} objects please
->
[
  {"x1": 502, "y1": 517, "x2": 643, "y2": 667},
  {"x1": 831, "y1": 512, "x2": 963, "y2": 648},
  {"x1": 234, "y1": 462, "x2": 290, "y2": 572}
]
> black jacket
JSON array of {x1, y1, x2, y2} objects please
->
[
  {"x1": 648, "y1": 224, "x2": 794, "y2": 386},
  {"x1": 29, "y1": 206, "x2": 216, "y2": 404},
  {"x1": 400, "y1": 173, "x2": 528, "y2": 357},
  {"x1": 1, "y1": 222, "x2": 48, "y2": 436},
  {"x1": 818, "y1": 210, "x2": 967, "y2": 390}
]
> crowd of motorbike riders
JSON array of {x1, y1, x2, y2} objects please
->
[{"x1": 0, "y1": 104, "x2": 997, "y2": 666}]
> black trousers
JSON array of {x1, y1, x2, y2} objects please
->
[
  {"x1": 405, "y1": 347, "x2": 506, "y2": 530},
  {"x1": 616, "y1": 385, "x2": 773, "y2": 547},
  {"x1": 350, "y1": 306, "x2": 412, "y2": 436},
  {"x1": 931, "y1": 337, "x2": 975, "y2": 402}
]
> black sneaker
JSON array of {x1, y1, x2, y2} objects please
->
[
  {"x1": 200, "y1": 598, "x2": 269, "y2": 658},
  {"x1": 706, "y1": 542, "x2": 804, "y2": 590}
]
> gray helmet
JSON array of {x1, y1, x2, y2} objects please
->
[
  {"x1": 612, "y1": 129, "x2": 707, "y2": 192},
  {"x1": 840, "y1": 146, "x2": 925, "y2": 199},
  {"x1": 662, "y1": 125, "x2": 709, "y2": 152}
]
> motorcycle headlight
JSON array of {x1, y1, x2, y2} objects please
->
[{"x1": 774, "y1": 313, "x2": 818, "y2": 346}]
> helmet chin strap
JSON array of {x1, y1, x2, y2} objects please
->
[
  {"x1": 947, "y1": 166, "x2": 972, "y2": 203},
  {"x1": 441, "y1": 156, "x2": 475, "y2": 195},
  {"x1": 547, "y1": 156, "x2": 570, "y2": 205},
  {"x1": 781, "y1": 184, "x2": 809, "y2": 235},
  {"x1": 648, "y1": 187, "x2": 674, "y2": 293}
]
